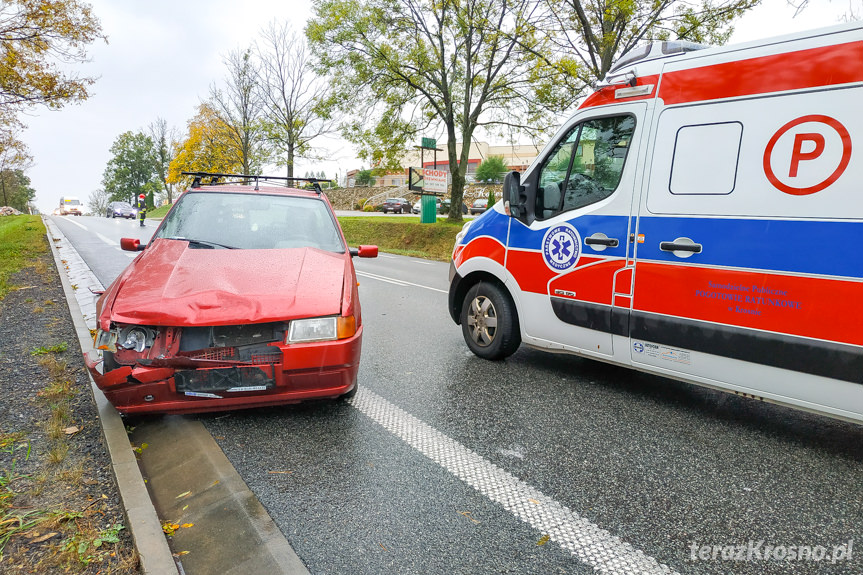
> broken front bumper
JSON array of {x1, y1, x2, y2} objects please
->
[{"x1": 84, "y1": 329, "x2": 362, "y2": 415}]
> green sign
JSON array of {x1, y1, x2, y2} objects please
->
[{"x1": 421, "y1": 137, "x2": 437, "y2": 149}]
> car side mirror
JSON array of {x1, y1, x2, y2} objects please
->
[
  {"x1": 503, "y1": 171, "x2": 523, "y2": 218},
  {"x1": 120, "y1": 237, "x2": 146, "y2": 251},
  {"x1": 350, "y1": 245, "x2": 378, "y2": 258}
]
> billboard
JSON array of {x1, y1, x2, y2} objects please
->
[{"x1": 423, "y1": 168, "x2": 447, "y2": 193}]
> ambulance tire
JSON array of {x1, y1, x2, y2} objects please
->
[{"x1": 461, "y1": 282, "x2": 520, "y2": 360}]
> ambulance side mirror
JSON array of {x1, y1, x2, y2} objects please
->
[{"x1": 503, "y1": 171, "x2": 524, "y2": 219}]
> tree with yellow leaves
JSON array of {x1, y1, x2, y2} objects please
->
[
  {"x1": 0, "y1": 0, "x2": 106, "y2": 114},
  {"x1": 168, "y1": 103, "x2": 245, "y2": 189}
]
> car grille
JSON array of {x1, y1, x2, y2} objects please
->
[
  {"x1": 174, "y1": 366, "x2": 274, "y2": 392},
  {"x1": 180, "y1": 347, "x2": 282, "y2": 364}
]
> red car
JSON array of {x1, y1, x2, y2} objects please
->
[{"x1": 84, "y1": 176, "x2": 377, "y2": 415}]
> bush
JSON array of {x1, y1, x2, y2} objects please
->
[
  {"x1": 475, "y1": 155, "x2": 507, "y2": 183},
  {"x1": 362, "y1": 204, "x2": 377, "y2": 212}
]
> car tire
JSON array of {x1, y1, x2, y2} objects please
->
[{"x1": 460, "y1": 282, "x2": 520, "y2": 360}]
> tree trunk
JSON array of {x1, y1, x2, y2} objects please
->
[{"x1": 287, "y1": 143, "x2": 294, "y2": 179}]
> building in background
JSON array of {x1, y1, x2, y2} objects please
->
[{"x1": 345, "y1": 141, "x2": 541, "y2": 187}]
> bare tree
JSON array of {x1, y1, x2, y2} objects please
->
[
  {"x1": 256, "y1": 21, "x2": 337, "y2": 178},
  {"x1": 148, "y1": 117, "x2": 179, "y2": 204},
  {"x1": 208, "y1": 48, "x2": 268, "y2": 177},
  {"x1": 87, "y1": 187, "x2": 109, "y2": 216}
]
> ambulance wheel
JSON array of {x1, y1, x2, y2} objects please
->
[{"x1": 461, "y1": 282, "x2": 520, "y2": 360}]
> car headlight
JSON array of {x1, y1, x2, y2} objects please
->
[
  {"x1": 454, "y1": 220, "x2": 472, "y2": 246},
  {"x1": 287, "y1": 316, "x2": 356, "y2": 343}
]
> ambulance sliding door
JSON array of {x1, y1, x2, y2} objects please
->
[
  {"x1": 631, "y1": 85, "x2": 863, "y2": 419},
  {"x1": 505, "y1": 103, "x2": 646, "y2": 357}
]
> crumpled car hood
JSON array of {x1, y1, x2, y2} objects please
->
[{"x1": 105, "y1": 239, "x2": 347, "y2": 326}]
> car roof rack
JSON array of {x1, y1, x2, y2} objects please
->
[{"x1": 180, "y1": 171, "x2": 331, "y2": 195}]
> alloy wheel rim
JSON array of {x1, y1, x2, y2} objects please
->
[{"x1": 466, "y1": 295, "x2": 498, "y2": 347}]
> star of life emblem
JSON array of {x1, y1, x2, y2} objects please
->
[{"x1": 542, "y1": 224, "x2": 581, "y2": 272}]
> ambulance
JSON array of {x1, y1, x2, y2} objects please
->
[{"x1": 448, "y1": 22, "x2": 863, "y2": 423}]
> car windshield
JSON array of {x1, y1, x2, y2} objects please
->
[
  {"x1": 65, "y1": 199, "x2": 81, "y2": 205},
  {"x1": 116, "y1": 202, "x2": 132, "y2": 208},
  {"x1": 153, "y1": 191, "x2": 346, "y2": 252}
]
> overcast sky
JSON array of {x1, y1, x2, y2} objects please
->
[{"x1": 20, "y1": 0, "x2": 852, "y2": 213}]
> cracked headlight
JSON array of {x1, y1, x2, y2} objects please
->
[{"x1": 117, "y1": 325, "x2": 155, "y2": 352}]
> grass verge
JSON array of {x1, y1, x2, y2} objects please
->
[
  {"x1": 146, "y1": 204, "x2": 172, "y2": 219},
  {"x1": 338, "y1": 216, "x2": 466, "y2": 261},
  {"x1": 0, "y1": 215, "x2": 47, "y2": 300}
]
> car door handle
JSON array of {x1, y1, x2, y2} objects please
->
[
  {"x1": 585, "y1": 236, "x2": 619, "y2": 247},
  {"x1": 660, "y1": 237, "x2": 702, "y2": 257}
]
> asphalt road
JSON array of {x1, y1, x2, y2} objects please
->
[{"x1": 51, "y1": 215, "x2": 863, "y2": 575}]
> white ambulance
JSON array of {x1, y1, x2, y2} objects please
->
[{"x1": 448, "y1": 22, "x2": 863, "y2": 423}]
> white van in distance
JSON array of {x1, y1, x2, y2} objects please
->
[
  {"x1": 448, "y1": 22, "x2": 863, "y2": 424},
  {"x1": 59, "y1": 196, "x2": 83, "y2": 216}
]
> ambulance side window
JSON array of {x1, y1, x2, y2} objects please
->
[{"x1": 536, "y1": 114, "x2": 636, "y2": 220}]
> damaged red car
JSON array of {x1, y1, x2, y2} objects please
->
[{"x1": 84, "y1": 175, "x2": 377, "y2": 415}]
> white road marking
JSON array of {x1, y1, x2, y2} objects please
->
[
  {"x1": 64, "y1": 218, "x2": 88, "y2": 231},
  {"x1": 356, "y1": 271, "x2": 447, "y2": 293},
  {"x1": 412, "y1": 260, "x2": 433, "y2": 265},
  {"x1": 96, "y1": 232, "x2": 115, "y2": 246},
  {"x1": 377, "y1": 254, "x2": 396, "y2": 259},
  {"x1": 349, "y1": 387, "x2": 677, "y2": 575}
]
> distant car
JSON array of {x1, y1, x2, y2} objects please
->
[
  {"x1": 469, "y1": 199, "x2": 488, "y2": 215},
  {"x1": 106, "y1": 201, "x2": 137, "y2": 219},
  {"x1": 412, "y1": 197, "x2": 442, "y2": 214},
  {"x1": 84, "y1": 176, "x2": 379, "y2": 415},
  {"x1": 438, "y1": 199, "x2": 468, "y2": 215},
  {"x1": 381, "y1": 198, "x2": 411, "y2": 214}
]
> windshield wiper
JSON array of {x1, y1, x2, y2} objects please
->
[{"x1": 166, "y1": 236, "x2": 238, "y2": 249}]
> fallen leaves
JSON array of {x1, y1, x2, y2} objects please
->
[
  {"x1": 162, "y1": 521, "x2": 195, "y2": 536},
  {"x1": 28, "y1": 532, "x2": 58, "y2": 544},
  {"x1": 63, "y1": 426, "x2": 79, "y2": 435},
  {"x1": 537, "y1": 534, "x2": 550, "y2": 546},
  {"x1": 175, "y1": 490, "x2": 191, "y2": 499},
  {"x1": 458, "y1": 511, "x2": 480, "y2": 524}
]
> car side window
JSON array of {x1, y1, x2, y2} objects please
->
[{"x1": 536, "y1": 114, "x2": 636, "y2": 219}]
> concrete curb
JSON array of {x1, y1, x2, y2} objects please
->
[
  {"x1": 133, "y1": 417, "x2": 309, "y2": 575},
  {"x1": 43, "y1": 217, "x2": 179, "y2": 575}
]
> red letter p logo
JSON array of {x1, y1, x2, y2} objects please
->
[{"x1": 789, "y1": 133, "x2": 825, "y2": 177}]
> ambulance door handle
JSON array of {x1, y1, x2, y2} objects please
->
[
  {"x1": 585, "y1": 233, "x2": 619, "y2": 251},
  {"x1": 660, "y1": 237, "x2": 702, "y2": 258}
]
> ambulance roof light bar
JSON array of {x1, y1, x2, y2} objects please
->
[{"x1": 608, "y1": 40, "x2": 710, "y2": 75}]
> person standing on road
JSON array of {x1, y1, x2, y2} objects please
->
[{"x1": 137, "y1": 193, "x2": 147, "y2": 227}]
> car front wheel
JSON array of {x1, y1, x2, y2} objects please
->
[{"x1": 460, "y1": 282, "x2": 520, "y2": 360}]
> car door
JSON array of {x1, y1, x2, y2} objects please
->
[{"x1": 505, "y1": 105, "x2": 645, "y2": 356}]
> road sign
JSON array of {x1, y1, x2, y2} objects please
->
[
  {"x1": 421, "y1": 137, "x2": 437, "y2": 150},
  {"x1": 423, "y1": 168, "x2": 447, "y2": 193}
]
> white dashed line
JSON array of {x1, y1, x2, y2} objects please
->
[
  {"x1": 356, "y1": 271, "x2": 447, "y2": 293},
  {"x1": 96, "y1": 232, "x2": 115, "y2": 246},
  {"x1": 412, "y1": 260, "x2": 433, "y2": 265},
  {"x1": 349, "y1": 387, "x2": 678, "y2": 575},
  {"x1": 377, "y1": 254, "x2": 396, "y2": 259}
]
